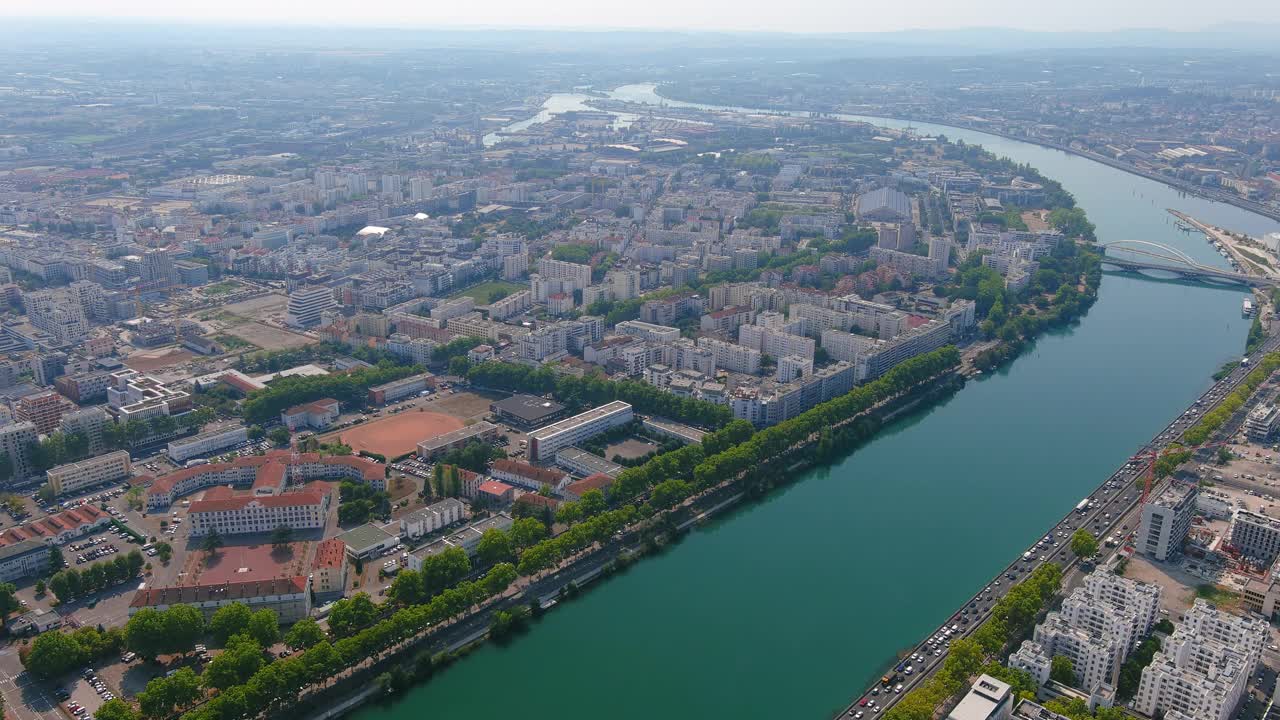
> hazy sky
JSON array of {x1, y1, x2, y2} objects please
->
[{"x1": 3, "y1": 0, "x2": 1279, "y2": 33}]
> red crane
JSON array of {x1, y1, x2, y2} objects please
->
[{"x1": 1130, "y1": 440, "x2": 1229, "y2": 505}]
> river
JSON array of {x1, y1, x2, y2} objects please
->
[{"x1": 358, "y1": 85, "x2": 1280, "y2": 720}]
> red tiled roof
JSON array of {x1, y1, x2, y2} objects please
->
[
  {"x1": 130, "y1": 576, "x2": 308, "y2": 608},
  {"x1": 491, "y1": 460, "x2": 566, "y2": 486},
  {"x1": 565, "y1": 473, "x2": 614, "y2": 496},
  {"x1": 312, "y1": 538, "x2": 346, "y2": 569},
  {"x1": 189, "y1": 492, "x2": 324, "y2": 514},
  {"x1": 148, "y1": 453, "x2": 383, "y2": 499},
  {"x1": 513, "y1": 492, "x2": 559, "y2": 508},
  {"x1": 477, "y1": 480, "x2": 514, "y2": 496}
]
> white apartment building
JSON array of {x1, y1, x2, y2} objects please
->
[
  {"x1": 616, "y1": 320, "x2": 681, "y2": 344},
  {"x1": 527, "y1": 401, "x2": 633, "y2": 461},
  {"x1": 1134, "y1": 599, "x2": 1267, "y2": 720},
  {"x1": 46, "y1": 451, "x2": 131, "y2": 496},
  {"x1": 487, "y1": 289, "x2": 532, "y2": 320},
  {"x1": 539, "y1": 258, "x2": 592, "y2": 288},
  {"x1": 946, "y1": 674, "x2": 1013, "y2": 720},
  {"x1": 1008, "y1": 571, "x2": 1162, "y2": 693},
  {"x1": 188, "y1": 491, "x2": 327, "y2": 536},
  {"x1": 1138, "y1": 483, "x2": 1198, "y2": 561},
  {"x1": 286, "y1": 285, "x2": 337, "y2": 328},
  {"x1": 697, "y1": 336, "x2": 762, "y2": 375},
  {"x1": 0, "y1": 421, "x2": 38, "y2": 484},
  {"x1": 738, "y1": 323, "x2": 815, "y2": 361},
  {"x1": 400, "y1": 498, "x2": 464, "y2": 539},
  {"x1": 1229, "y1": 509, "x2": 1280, "y2": 563},
  {"x1": 167, "y1": 426, "x2": 249, "y2": 463}
]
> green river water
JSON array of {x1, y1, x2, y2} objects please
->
[{"x1": 355, "y1": 85, "x2": 1280, "y2": 720}]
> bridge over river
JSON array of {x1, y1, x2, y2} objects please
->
[{"x1": 1096, "y1": 239, "x2": 1278, "y2": 287}]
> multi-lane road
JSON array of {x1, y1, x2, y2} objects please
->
[{"x1": 835, "y1": 333, "x2": 1280, "y2": 718}]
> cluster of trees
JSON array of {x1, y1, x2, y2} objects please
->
[
  {"x1": 1117, "y1": 636, "x2": 1162, "y2": 700},
  {"x1": 242, "y1": 362, "x2": 421, "y2": 424},
  {"x1": 944, "y1": 243, "x2": 1101, "y2": 372},
  {"x1": 1048, "y1": 207, "x2": 1097, "y2": 241},
  {"x1": 123, "y1": 605, "x2": 206, "y2": 660},
  {"x1": 436, "y1": 442, "x2": 506, "y2": 474},
  {"x1": 29, "y1": 431, "x2": 93, "y2": 471},
  {"x1": 99, "y1": 409, "x2": 216, "y2": 452},
  {"x1": 887, "y1": 563, "x2": 1062, "y2": 720},
  {"x1": 430, "y1": 464, "x2": 467, "y2": 498},
  {"x1": 430, "y1": 336, "x2": 485, "y2": 363},
  {"x1": 137, "y1": 667, "x2": 201, "y2": 719},
  {"x1": 48, "y1": 550, "x2": 144, "y2": 601},
  {"x1": 208, "y1": 603, "x2": 280, "y2": 647},
  {"x1": 475, "y1": 518, "x2": 548, "y2": 567},
  {"x1": 236, "y1": 342, "x2": 408, "y2": 375},
  {"x1": 466, "y1": 362, "x2": 733, "y2": 429},
  {"x1": 21, "y1": 625, "x2": 124, "y2": 678},
  {"x1": 1247, "y1": 315, "x2": 1265, "y2": 354},
  {"x1": 1185, "y1": 351, "x2": 1280, "y2": 445},
  {"x1": 176, "y1": 564, "x2": 517, "y2": 720},
  {"x1": 1038, "y1": 698, "x2": 1129, "y2": 720},
  {"x1": 337, "y1": 481, "x2": 391, "y2": 525},
  {"x1": 549, "y1": 244, "x2": 594, "y2": 264}
]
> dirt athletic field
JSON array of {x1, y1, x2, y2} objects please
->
[{"x1": 333, "y1": 410, "x2": 466, "y2": 458}]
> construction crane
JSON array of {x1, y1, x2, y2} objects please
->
[{"x1": 1130, "y1": 440, "x2": 1229, "y2": 505}]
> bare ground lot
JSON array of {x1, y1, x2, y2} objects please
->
[
  {"x1": 223, "y1": 321, "x2": 315, "y2": 351},
  {"x1": 604, "y1": 437, "x2": 658, "y2": 461},
  {"x1": 124, "y1": 348, "x2": 197, "y2": 372},
  {"x1": 329, "y1": 411, "x2": 465, "y2": 459}
]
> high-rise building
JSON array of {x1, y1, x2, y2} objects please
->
[
  {"x1": 59, "y1": 407, "x2": 109, "y2": 455},
  {"x1": 286, "y1": 286, "x2": 337, "y2": 328},
  {"x1": 1138, "y1": 483, "x2": 1198, "y2": 561},
  {"x1": 1134, "y1": 599, "x2": 1267, "y2": 720},
  {"x1": 0, "y1": 421, "x2": 39, "y2": 485}
]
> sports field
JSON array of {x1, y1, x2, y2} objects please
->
[{"x1": 335, "y1": 410, "x2": 465, "y2": 458}]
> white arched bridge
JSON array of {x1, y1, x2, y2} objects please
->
[{"x1": 1096, "y1": 240, "x2": 1278, "y2": 287}]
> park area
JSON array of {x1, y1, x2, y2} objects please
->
[
  {"x1": 449, "y1": 279, "x2": 526, "y2": 304},
  {"x1": 330, "y1": 410, "x2": 465, "y2": 458}
]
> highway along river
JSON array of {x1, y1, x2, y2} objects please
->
[{"x1": 355, "y1": 87, "x2": 1280, "y2": 720}]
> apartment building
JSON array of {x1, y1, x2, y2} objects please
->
[
  {"x1": 130, "y1": 576, "x2": 312, "y2": 623},
  {"x1": 407, "y1": 513, "x2": 514, "y2": 570},
  {"x1": 1246, "y1": 405, "x2": 1280, "y2": 442},
  {"x1": 17, "y1": 391, "x2": 70, "y2": 435},
  {"x1": 310, "y1": 538, "x2": 348, "y2": 597},
  {"x1": 738, "y1": 323, "x2": 815, "y2": 361},
  {"x1": 0, "y1": 540, "x2": 51, "y2": 582},
  {"x1": 615, "y1": 320, "x2": 681, "y2": 344},
  {"x1": 106, "y1": 370, "x2": 191, "y2": 422},
  {"x1": 1229, "y1": 509, "x2": 1280, "y2": 563},
  {"x1": 946, "y1": 674, "x2": 1013, "y2": 720},
  {"x1": 367, "y1": 373, "x2": 432, "y2": 405},
  {"x1": 167, "y1": 426, "x2": 249, "y2": 463},
  {"x1": 400, "y1": 498, "x2": 464, "y2": 539},
  {"x1": 527, "y1": 401, "x2": 634, "y2": 461},
  {"x1": 46, "y1": 450, "x2": 131, "y2": 496},
  {"x1": 416, "y1": 421, "x2": 498, "y2": 460},
  {"x1": 286, "y1": 285, "x2": 337, "y2": 328},
  {"x1": 281, "y1": 398, "x2": 340, "y2": 431},
  {"x1": 146, "y1": 451, "x2": 385, "y2": 509},
  {"x1": 1138, "y1": 483, "x2": 1198, "y2": 561},
  {"x1": 59, "y1": 406, "x2": 109, "y2": 454},
  {"x1": 697, "y1": 336, "x2": 762, "y2": 375},
  {"x1": 700, "y1": 305, "x2": 755, "y2": 335},
  {"x1": 490, "y1": 459, "x2": 573, "y2": 493},
  {"x1": 0, "y1": 421, "x2": 38, "y2": 484},
  {"x1": 1134, "y1": 599, "x2": 1267, "y2": 720},
  {"x1": 188, "y1": 487, "x2": 327, "y2": 536}
]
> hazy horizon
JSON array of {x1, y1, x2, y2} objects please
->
[{"x1": 3, "y1": 0, "x2": 1280, "y2": 34}]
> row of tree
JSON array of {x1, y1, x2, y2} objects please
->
[
  {"x1": 21, "y1": 625, "x2": 125, "y2": 679},
  {"x1": 176, "y1": 565, "x2": 517, "y2": 720},
  {"x1": 886, "y1": 563, "x2": 1062, "y2": 720},
  {"x1": 241, "y1": 361, "x2": 421, "y2": 424},
  {"x1": 48, "y1": 550, "x2": 144, "y2": 601},
  {"x1": 1184, "y1": 350, "x2": 1280, "y2": 445}
]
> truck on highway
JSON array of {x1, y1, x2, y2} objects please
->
[{"x1": 1075, "y1": 498, "x2": 1090, "y2": 514}]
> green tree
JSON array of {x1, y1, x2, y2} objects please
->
[
  {"x1": 327, "y1": 593, "x2": 378, "y2": 637},
  {"x1": 1050, "y1": 655, "x2": 1076, "y2": 686},
  {"x1": 209, "y1": 603, "x2": 253, "y2": 646},
  {"x1": 201, "y1": 530, "x2": 224, "y2": 556},
  {"x1": 246, "y1": 609, "x2": 280, "y2": 647},
  {"x1": 95, "y1": 699, "x2": 141, "y2": 720},
  {"x1": 267, "y1": 426, "x2": 291, "y2": 447},
  {"x1": 476, "y1": 528, "x2": 513, "y2": 566},
  {"x1": 271, "y1": 525, "x2": 293, "y2": 550},
  {"x1": 202, "y1": 635, "x2": 264, "y2": 690},
  {"x1": 22, "y1": 630, "x2": 84, "y2": 677},
  {"x1": 283, "y1": 617, "x2": 325, "y2": 649},
  {"x1": 1070, "y1": 529, "x2": 1098, "y2": 559},
  {"x1": 0, "y1": 582, "x2": 20, "y2": 619},
  {"x1": 155, "y1": 543, "x2": 172, "y2": 563},
  {"x1": 47, "y1": 546, "x2": 64, "y2": 574}
]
